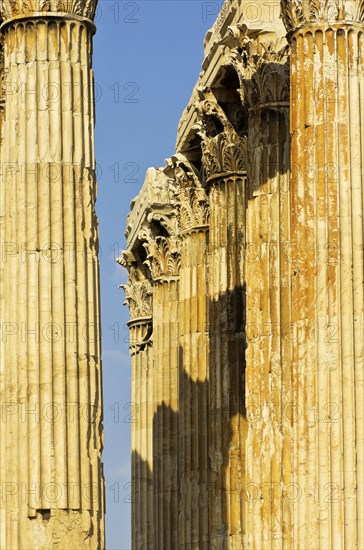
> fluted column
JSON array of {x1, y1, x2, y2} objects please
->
[
  {"x1": 198, "y1": 97, "x2": 247, "y2": 549},
  {"x1": 0, "y1": 43, "x2": 5, "y2": 550},
  {"x1": 0, "y1": 2, "x2": 104, "y2": 548},
  {"x1": 167, "y1": 157, "x2": 210, "y2": 550},
  {"x1": 121, "y1": 263, "x2": 153, "y2": 550},
  {"x1": 143, "y1": 227, "x2": 181, "y2": 549},
  {"x1": 231, "y1": 40, "x2": 293, "y2": 548},
  {"x1": 281, "y1": 2, "x2": 364, "y2": 548}
]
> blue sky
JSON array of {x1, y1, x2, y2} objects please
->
[{"x1": 93, "y1": 2, "x2": 215, "y2": 547}]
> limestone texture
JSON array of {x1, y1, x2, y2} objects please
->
[
  {"x1": 0, "y1": 0, "x2": 105, "y2": 548},
  {"x1": 122, "y1": 1, "x2": 363, "y2": 549}
]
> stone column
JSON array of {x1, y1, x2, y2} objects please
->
[
  {"x1": 198, "y1": 96, "x2": 247, "y2": 549},
  {"x1": 142, "y1": 222, "x2": 181, "y2": 549},
  {"x1": 0, "y1": 42, "x2": 5, "y2": 550},
  {"x1": 0, "y1": 2, "x2": 104, "y2": 548},
  {"x1": 281, "y1": 2, "x2": 364, "y2": 548},
  {"x1": 167, "y1": 156, "x2": 210, "y2": 550},
  {"x1": 120, "y1": 262, "x2": 153, "y2": 550},
  {"x1": 230, "y1": 37, "x2": 293, "y2": 548}
]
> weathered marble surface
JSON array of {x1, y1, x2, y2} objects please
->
[
  {"x1": 122, "y1": 1, "x2": 362, "y2": 548},
  {"x1": 0, "y1": 0, "x2": 104, "y2": 548}
]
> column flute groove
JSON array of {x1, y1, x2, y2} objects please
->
[
  {"x1": 0, "y1": 2, "x2": 104, "y2": 546},
  {"x1": 197, "y1": 93, "x2": 247, "y2": 549},
  {"x1": 167, "y1": 156, "x2": 210, "y2": 549},
  {"x1": 120, "y1": 258, "x2": 153, "y2": 550},
  {"x1": 122, "y1": 167, "x2": 181, "y2": 549},
  {"x1": 281, "y1": 2, "x2": 364, "y2": 547},
  {"x1": 230, "y1": 35, "x2": 292, "y2": 549}
]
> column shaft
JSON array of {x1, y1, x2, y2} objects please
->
[
  {"x1": 1, "y1": 18, "x2": 103, "y2": 549},
  {"x1": 153, "y1": 279, "x2": 179, "y2": 549},
  {"x1": 208, "y1": 174, "x2": 246, "y2": 549},
  {"x1": 245, "y1": 106, "x2": 292, "y2": 549},
  {"x1": 289, "y1": 25, "x2": 364, "y2": 549},
  {"x1": 0, "y1": 44, "x2": 5, "y2": 550},
  {"x1": 129, "y1": 319, "x2": 153, "y2": 550},
  {"x1": 179, "y1": 228, "x2": 209, "y2": 550}
]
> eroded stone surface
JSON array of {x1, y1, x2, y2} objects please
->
[
  {"x1": 122, "y1": 1, "x2": 363, "y2": 549},
  {"x1": 0, "y1": 1, "x2": 104, "y2": 548}
]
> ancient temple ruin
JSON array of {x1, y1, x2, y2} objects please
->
[{"x1": 121, "y1": 1, "x2": 364, "y2": 548}]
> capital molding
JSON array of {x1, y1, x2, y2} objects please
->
[
  {"x1": 0, "y1": 0, "x2": 97, "y2": 22},
  {"x1": 226, "y1": 30, "x2": 290, "y2": 108},
  {"x1": 118, "y1": 256, "x2": 153, "y2": 353},
  {"x1": 123, "y1": 166, "x2": 181, "y2": 283},
  {"x1": 120, "y1": 269, "x2": 153, "y2": 321},
  {"x1": 165, "y1": 155, "x2": 210, "y2": 234},
  {"x1": 178, "y1": 186, "x2": 210, "y2": 234},
  {"x1": 122, "y1": 280, "x2": 152, "y2": 318},
  {"x1": 140, "y1": 229, "x2": 181, "y2": 282},
  {"x1": 280, "y1": 0, "x2": 364, "y2": 33},
  {"x1": 195, "y1": 94, "x2": 248, "y2": 183}
]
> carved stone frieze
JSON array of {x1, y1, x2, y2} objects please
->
[
  {"x1": 214, "y1": 0, "x2": 235, "y2": 34},
  {"x1": 0, "y1": 0, "x2": 98, "y2": 21},
  {"x1": 280, "y1": 0, "x2": 364, "y2": 33}
]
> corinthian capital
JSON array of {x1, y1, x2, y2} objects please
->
[
  {"x1": 178, "y1": 186, "x2": 210, "y2": 233},
  {"x1": 142, "y1": 234, "x2": 181, "y2": 281},
  {"x1": 121, "y1": 279, "x2": 153, "y2": 320},
  {"x1": 196, "y1": 95, "x2": 247, "y2": 183},
  {"x1": 165, "y1": 155, "x2": 210, "y2": 233},
  {"x1": 280, "y1": 0, "x2": 364, "y2": 33},
  {"x1": 229, "y1": 32, "x2": 289, "y2": 107},
  {"x1": 0, "y1": 0, "x2": 98, "y2": 22}
]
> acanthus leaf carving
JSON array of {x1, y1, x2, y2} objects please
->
[
  {"x1": 199, "y1": 125, "x2": 248, "y2": 181},
  {"x1": 165, "y1": 155, "x2": 210, "y2": 233},
  {"x1": 143, "y1": 235, "x2": 181, "y2": 280},
  {"x1": 280, "y1": 0, "x2": 364, "y2": 33},
  {"x1": 121, "y1": 279, "x2": 153, "y2": 320},
  {"x1": 147, "y1": 211, "x2": 179, "y2": 237},
  {"x1": 118, "y1": 253, "x2": 153, "y2": 317},
  {"x1": 179, "y1": 186, "x2": 210, "y2": 232},
  {"x1": 135, "y1": 224, "x2": 181, "y2": 281},
  {"x1": 0, "y1": 0, "x2": 98, "y2": 22},
  {"x1": 228, "y1": 32, "x2": 290, "y2": 107},
  {"x1": 196, "y1": 95, "x2": 248, "y2": 181}
]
